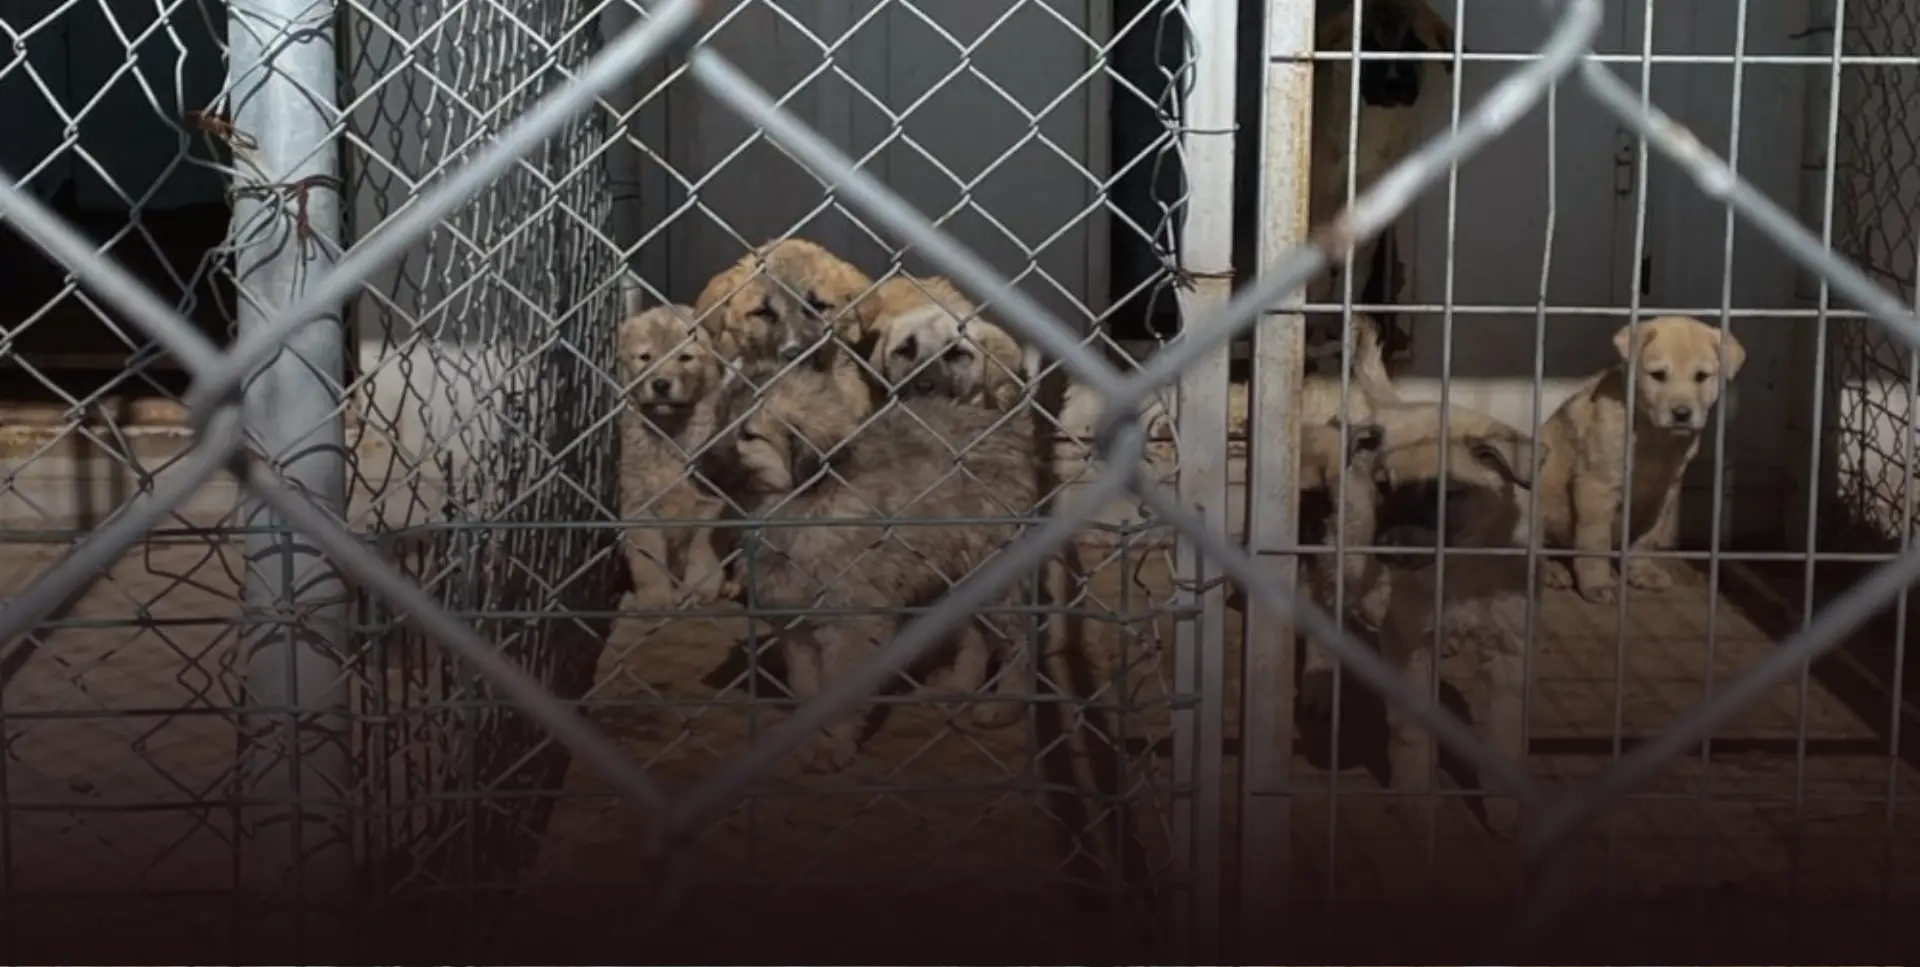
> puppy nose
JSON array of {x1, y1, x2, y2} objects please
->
[
  {"x1": 777, "y1": 344, "x2": 803, "y2": 362},
  {"x1": 650, "y1": 378, "x2": 672, "y2": 395},
  {"x1": 1671, "y1": 405, "x2": 1694, "y2": 422}
]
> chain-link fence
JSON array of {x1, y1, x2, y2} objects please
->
[
  {"x1": 5, "y1": 0, "x2": 1920, "y2": 960},
  {"x1": 1830, "y1": 3, "x2": 1920, "y2": 550}
]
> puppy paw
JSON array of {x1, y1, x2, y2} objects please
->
[
  {"x1": 1539, "y1": 560, "x2": 1575, "y2": 589},
  {"x1": 624, "y1": 586, "x2": 674, "y2": 612},
  {"x1": 796, "y1": 734, "x2": 858, "y2": 774},
  {"x1": 1576, "y1": 580, "x2": 1618, "y2": 605},
  {"x1": 686, "y1": 579, "x2": 743, "y2": 607},
  {"x1": 1625, "y1": 559, "x2": 1674, "y2": 591},
  {"x1": 962, "y1": 699, "x2": 1026, "y2": 732}
]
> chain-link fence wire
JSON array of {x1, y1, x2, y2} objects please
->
[
  {"x1": 332, "y1": 0, "x2": 631, "y2": 931},
  {"x1": 537, "y1": 2, "x2": 1200, "y2": 954},
  {"x1": 0, "y1": 0, "x2": 250, "y2": 947},
  {"x1": 1829, "y1": 3, "x2": 1920, "y2": 551},
  {"x1": 7, "y1": 0, "x2": 1920, "y2": 958}
]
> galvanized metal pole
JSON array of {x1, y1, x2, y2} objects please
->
[
  {"x1": 225, "y1": 0, "x2": 353, "y2": 956},
  {"x1": 1173, "y1": 0, "x2": 1239, "y2": 959},
  {"x1": 1242, "y1": 0, "x2": 1313, "y2": 954}
]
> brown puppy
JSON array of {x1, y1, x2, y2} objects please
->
[
  {"x1": 692, "y1": 237, "x2": 876, "y2": 369},
  {"x1": 614, "y1": 305, "x2": 731, "y2": 607},
  {"x1": 698, "y1": 362, "x2": 1043, "y2": 772},
  {"x1": 865, "y1": 274, "x2": 1030, "y2": 410},
  {"x1": 1538, "y1": 316, "x2": 1746, "y2": 603}
]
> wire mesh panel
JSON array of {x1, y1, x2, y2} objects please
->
[
  {"x1": 505, "y1": 0, "x2": 1206, "y2": 958},
  {"x1": 0, "y1": 0, "x2": 244, "y2": 952},
  {"x1": 1828, "y1": 2, "x2": 1920, "y2": 550},
  {"x1": 333, "y1": 0, "x2": 627, "y2": 943}
]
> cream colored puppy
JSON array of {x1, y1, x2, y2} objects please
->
[
  {"x1": 692, "y1": 237, "x2": 877, "y2": 369},
  {"x1": 866, "y1": 275, "x2": 1030, "y2": 410},
  {"x1": 697, "y1": 361, "x2": 1042, "y2": 770},
  {"x1": 1538, "y1": 316, "x2": 1745, "y2": 604},
  {"x1": 614, "y1": 305, "x2": 731, "y2": 608}
]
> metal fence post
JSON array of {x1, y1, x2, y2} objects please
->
[
  {"x1": 1241, "y1": 0, "x2": 1312, "y2": 952},
  {"x1": 226, "y1": 0, "x2": 354, "y2": 954},
  {"x1": 1174, "y1": 0, "x2": 1239, "y2": 958}
]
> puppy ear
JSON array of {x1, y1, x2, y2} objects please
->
[
  {"x1": 1416, "y1": 2, "x2": 1457, "y2": 71},
  {"x1": 1611, "y1": 322, "x2": 1642, "y2": 362},
  {"x1": 1328, "y1": 418, "x2": 1385, "y2": 462},
  {"x1": 1716, "y1": 327, "x2": 1747, "y2": 381},
  {"x1": 1314, "y1": 2, "x2": 1354, "y2": 49},
  {"x1": 1468, "y1": 435, "x2": 1536, "y2": 490}
]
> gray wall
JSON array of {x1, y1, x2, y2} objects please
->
[{"x1": 616, "y1": 0, "x2": 1107, "y2": 330}]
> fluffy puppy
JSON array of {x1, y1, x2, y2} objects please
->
[
  {"x1": 698, "y1": 363, "x2": 1042, "y2": 772},
  {"x1": 1295, "y1": 311, "x2": 1404, "y2": 704},
  {"x1": 1307, "y1": 0, "x2": 1455, "y2": 358},
  {"x1": 614, "y1": 306, "x2": 733, "y2": 607},
  {"x1": 1537, "y1": 316, "x2": 1746, "y2": 604},
  {"x1": 1299, "y1": 417, "x2": 1394, "y2": 618},
  {"x1": 865, "y1": 274, "x2": 1030, "y2": 410},
  {"x1": 1365, "y1": 401, "x2": 1543, "y2": 833},
  {"x1": 692, "y1": 237, "x2": 876, "y2": 369}
]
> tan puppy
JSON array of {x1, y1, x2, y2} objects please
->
[
  {"x1": 1307, "y1": 0, "x2": 1455, "y2": 330},
  {"x1": 866, "y1": 274, "x2": 1030, "y2": 410},
  {"x1": 698, "y1": 362, "x2": 1042, "y2": 771},
  {"x1": 1294, "y1": 312, "x2": 1404, "y2": 707},
  {"x1": 1298, "y1": 417, "x2": 1393, "y2": 627},
  {"x1": 1367, "y1": 400, "x2": 1543, "y2": 833},
  {"x1": 692, "y1": 237, "x2": 876, "y2": 369},
  {"x1": 614, "y1": 305, "x2": 731, "y2": 607},
  {"x1": 1538, "y1": 316, "x2": 1745, "y2": 604}
]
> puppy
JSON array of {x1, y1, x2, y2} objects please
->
[
  {"x1": 1295, "y1": 311, "x2": 1404, "y2": 705},
  {"x1": 1307, "y1": 0, "x2": 1455, "y2": 358},
  {"x1": 1366, "y1": 400, "x2": 1543, "y2": 833},
  {"x1": 699, "y1": 363, "x2": 1042, "y2": 772},
  {"x1": 692, "y1": 237, "x2": 876, "y2": 369},
  {"x1": 866, "y1": 275, "x2": 1030, "y2": 410},
  {"x1": 613, "y1": 306, "x2": 733, "y2": 607},
  {"x1": 1537, "y1": 316, "x2": 1745, "y2": 604}
]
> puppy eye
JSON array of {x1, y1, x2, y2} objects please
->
[
  {"x1": 803, "y1": 293, "x2": 834, "y2": 315},
  {"x1": 738, "y1": 430, "x2": 765, "y2": 444},
  {"x1": 1693, "y1": 370, "x2": 1710, "y2": 384},
  {"x1": 1648, "y1": 368, "x2": 1668, "y2": 383},
  {"x1": 636, "y1": 352, "x2": 652, "y2": 364},
  {"x1": 943, "y1": 347, "x2": 974, "y2": 363},
  {"x1": 678, "y1": 352, "x2": 694, "y2": 363},
  {"x1": 749, "y1": 300, "x2": 777, "y2": 323},
  {"x1": 892, "y1": 335, "x2": 918, "y2": 359}
]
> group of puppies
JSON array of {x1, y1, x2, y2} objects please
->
[
  {"x1": 1293, "y1": 313, "x2": 1744, "y2": 829},
  {"x1": 614, "y1": 236, "x2": 1045, "y2": 773},
  {"x1": 608, "y1": 0, "x2": 1742, "y2": 794}
]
